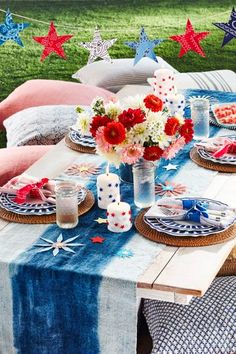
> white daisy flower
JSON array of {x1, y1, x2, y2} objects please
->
[
  {"x1": 76, "y1": 111, "x2": 92, "y2": 136},
  {"x1": 104, "y1": 101, "x2": 122, "y2": 120},
  {"x1": 122, "y1": 94, "x2": 146, "y2": 111}
]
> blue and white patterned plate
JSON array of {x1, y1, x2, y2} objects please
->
[
  {"x1": 0, "y1": 188, "x2": 87, "y2": 216},
  {"x1": 198, "y1": 148, "x2": 236, "y2": 165},
  {"x1": 158, "y1": 218, "x2": 216, "y2": 233},
  {"x1": 69, "y1": 130, "x2": 96, "y2": 148},
  {"x1": 144, "y1": 197, "x2": 234, "y2": 237}
]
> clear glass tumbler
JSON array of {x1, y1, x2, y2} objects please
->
[
  {"x1": 191, "y1": 98, "x2": 210, "y2": 139},
  {"x1": 55, "y1": 181, "x2": 78, "y2": 229},
  {"x1": 132, "y1": 161, "x2": 155, "y2": 208}
]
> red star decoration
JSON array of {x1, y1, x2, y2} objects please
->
[
  {"x1": 90, "y1": 236, "x2": 105, "y2": 244},
  {"x1": 33, "y1": 22, "x2": 73, "y2": 62},
  {"x1": 170, "y1": 19, "x2": 209, "y2": 58}
]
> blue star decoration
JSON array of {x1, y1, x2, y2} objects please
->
[
  {"x1": 125, "y1": 27, "x2": 163, "y2": 65},
  {"x1": 0, "y1": 9, "x2": 30, "y2": 47},
  {"x1": 213, "y1": 7, "x2": 236, "y2": 47},
  {"x1": 116, "y1": 248, "x2": 134, "y2": 259}
]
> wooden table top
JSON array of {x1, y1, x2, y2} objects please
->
[{"x1": 0, "y1": 139, "x2": 235, "y2": 305}]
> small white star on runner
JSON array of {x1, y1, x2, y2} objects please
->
[{"x1": 163, "y1": 163, "x2": 178, "y2": 171}]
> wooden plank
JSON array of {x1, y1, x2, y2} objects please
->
[
  {"x1": 174, "y1": 293, "x2": 193, "y2": 305},
  {"x1": 137, "y1": 246, "x2": 178, "y2": 289},
  {"x1": 152, "y1": 239, "x2": 236, "y2": 296},
  {"x1": 151, "y1": 172, "x2": 236, "y2": 297},
  {"x1": 26, "y1": 139, "x2": 80, "y2": 179},
  {"x1": 137, "y1": 288, "x2": 192, "y2": 305},
  {"x1": 0, "y1": 219, "x2": 8, "y2": 232},
  {"x1": 137, "y1": 288, "x2": 175, "y2": 302}
]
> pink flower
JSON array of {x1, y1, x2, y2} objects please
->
[
  {"x1": 120, "y1": 144, "x2": 144, "y2": 164},
  {"x1": 162, "y1": 136, "x2": 186, "y2": 160},
  {"x1": 95, "y1": 126, "x2": 113, "y2": 152}
]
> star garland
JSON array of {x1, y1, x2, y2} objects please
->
[
  {"x1": 125, "y1": 26, "x2": 163, "y2": 65},
  {"x1": 0, "y1": 9, "x2": 30, "y2": 47},
  {"x1": 169, "y1": 19, "x2": 210, "y2": 58},
  {"x1": 0, "y1": 8, "x2": 234, "y2": 60},
  {"x1": 213, "y1": 7, "x2": 236, "y2": 47},
  {"x1": 33, "y1": 22, "x2": 73, "y2": 61}
]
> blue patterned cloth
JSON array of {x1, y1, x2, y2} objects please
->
[{"x1": 0, "y1": 89, "x2": 235, "y2": 354}]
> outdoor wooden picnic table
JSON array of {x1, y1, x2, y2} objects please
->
[{"x1": 1, "y1": 139, "x2": 234, "y2": 306}]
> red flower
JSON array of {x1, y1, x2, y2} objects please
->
[
  {"x1": 104, "y1": 122, "x2": 126, "y2": 145},
  {"x1": 118, "y1": 108, "x2": 145, "y2": 129},
  {"x1": 164, "y1": 117, "x2": 180, "y2": 136},
  {"x1": 179, "y1": 119, "x2": 194, "y2": 143},
  {"x1": 143, "y1": 146, "x2": 163, "y2": 161},
  {"x1": 144, "y1": 94, "x2": 163, "y2": 112},
  {"x1": 90, "y1": 115, "x2": 111, "y2": 137}
]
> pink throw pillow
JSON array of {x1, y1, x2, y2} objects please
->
[
  {"x1": 0, "y1": 145, "x2": 53, "y2": 186},
  {"x1": 0, "y1": 80, "x2": 115, "y2": 129}
]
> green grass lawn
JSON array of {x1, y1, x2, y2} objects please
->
[{"x1": 0, "y1": 0, "x2": 235, "y2": 148}]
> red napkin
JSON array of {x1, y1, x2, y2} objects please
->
[
  {"x1": 0, "y1": 174, "x2": 56, "y2": 204},
  {"x1": 213, "y1": 140, "x2": 236, "y2": 158}
]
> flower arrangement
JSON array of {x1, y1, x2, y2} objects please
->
[{"x1": 76, "y1": 94, "x2": 193, "y2": 166}]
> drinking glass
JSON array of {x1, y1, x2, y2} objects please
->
[
  {"x1": 191, "y1": 98, "x2": 210, "y2": 139},
  {"x1": 132, "y1": 161, "x2": 155, "y2": 208},
  {"x1": 55, "y1": 181, "x2": 78, "y2": 229}
]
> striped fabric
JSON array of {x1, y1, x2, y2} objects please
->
[
  {"x1": 175, "y1": 70, "x2": 236, "y2": 93},
  {"x1": 72, "y1": 57, "x2": 178, "y2": 93},
  {"x1": 116, "y1": 71, "x2": 236, "y2": 100},
  {"x1": 143, "y1": 276, "x2": 236, "y2": 354}
]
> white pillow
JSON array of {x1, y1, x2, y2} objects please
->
[
  {"x1": 4, "y1": 105, "x2": 78, "y2": 147},
  {"x1": 116, "y1": 70, "x2": 236, "y2": 99},
  {"x1": 72, "y1": 57, "x2": 178, "y2": 93}
]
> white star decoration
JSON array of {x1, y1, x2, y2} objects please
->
[
  {"x1": 34, "y1": 234, "x2": 84, "y2": 257},
  {"x1": 95, "y1": 217, "x2": 108, "y2": 224},
  {"x1": 80, "y1": 27, "x2": 117, "y2": 64},
  {"x1": 163, "y1": 163, "x2": 178, "y2": 171}
]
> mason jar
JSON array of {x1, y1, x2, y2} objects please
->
[
  {"x1": 55, "y1": 181, "x2": 78, "y2": 229},
  {"x1": 191, "y1": 98, "x2": 210, "y2": 139},
  {"x1": 132, "y1": 161, "x2": 155, "y2": 208}
]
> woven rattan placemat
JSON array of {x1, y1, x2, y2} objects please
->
[
  {"x1": 135, "y1": 209, "x2": 236, "y2": 247},
  {"x1": 0, "y1": 190, "x2": 95, "y2": 224},
  {"x1": 65, "y1": 134, "x2": 96, "y2": 154},
  {"x1": 190, "y1": 147, "x2": 236, "y2": 173}
]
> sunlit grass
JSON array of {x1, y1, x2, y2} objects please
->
[{"x1": 0, "y1": 0, "x2": 235, "y2": 148}]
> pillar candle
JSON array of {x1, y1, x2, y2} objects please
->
[
  {"x1": 165, "y1": 93, "x2": 186, "y2": 116},
  {"x1": 97, "y1": 169, "x2": 120, "y2": 209},
  {"x1": 147, "y1": 68, "x2": 176, "y2": 102},
  {"x1": 107, "y1": 201, "x2": 132, "y2": 233}
]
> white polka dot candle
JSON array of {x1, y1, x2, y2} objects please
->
[
  {"x1": 97, "y1": 164, "x2": 120, "y2": 209},
  {"x1": 107, "y1": 201, "x2": 132, "y2": 233},
  {"x1": 148, "y1": 68, "x2": 176, "y2": 102},
  {"x1": 165, "y1": 93, "x2": 186, "y2": 116}
]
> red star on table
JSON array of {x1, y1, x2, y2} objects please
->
[
  {"x1": 33, "y1": 22, "x2": 73, "y2": 62},
  {"x1": 90, "y1": 236, "x2": 105, "y2": 244},
  {"x1": 170, "y1": 19, "x2": 209, "y2": 58}
]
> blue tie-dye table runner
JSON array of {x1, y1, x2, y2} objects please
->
[{"x1": 0, "y1": 89, "x2": 235, "y2": 354}]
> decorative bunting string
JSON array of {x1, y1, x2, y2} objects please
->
[
  {"x1": 0, "y1": 7, "x2": 232, "y2": 32},
  {"x1": 0, "y1": 7, "x2": 234, "y2": 63}
]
